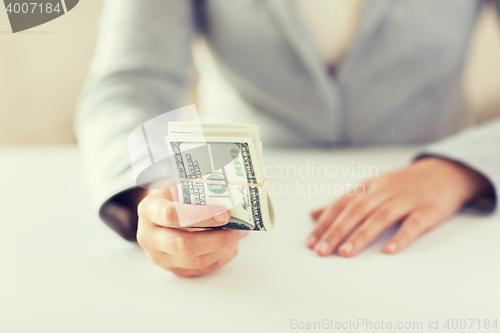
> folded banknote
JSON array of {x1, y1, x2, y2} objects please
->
[{"x1": 166, "y1": 122, "x2": 275, "y2": 231}]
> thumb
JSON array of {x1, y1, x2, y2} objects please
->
[{"x1": 146, "y1": 197, "x2": 230, "y2": 228}]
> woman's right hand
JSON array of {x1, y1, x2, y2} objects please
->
[{"x1": 137, "y1": 186, "x2": 249, "y2": 277}]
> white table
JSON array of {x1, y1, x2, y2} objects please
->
[{"x1": 1, "y1": 146, "x2": 499, "y2": 333}]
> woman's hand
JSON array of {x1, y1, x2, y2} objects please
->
[
  {"x1": 137, "y1": 186, "x2": 249, "y2": 277},
  {"x1": 307, "y1": 157, "x2": 492, "y2": 257}
]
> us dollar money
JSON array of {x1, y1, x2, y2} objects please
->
[{"x1": 166, "y1": 123, "x2": 275, "y2": 231}]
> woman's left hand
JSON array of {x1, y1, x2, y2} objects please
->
[{"x1": 307, "y1": 157, "x2": 492, "y2": 257}]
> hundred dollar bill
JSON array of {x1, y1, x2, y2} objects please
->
[{"x1": 166, "y1": 123, "x2": 275, "y2": 231}]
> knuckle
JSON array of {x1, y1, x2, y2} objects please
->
[
  {"x1": 218, "y1": 232, "x2": 231, "y2": 249},
  {"x1": 193, "y1": 254, "x2": 210, "y2": 269},
  {"x1": 420, "y1": 202, "x2": 440, "y2": 214},
  {"x1": 354, "y1": 229, "x2": 369, "y2": 241},
  {"x1": 327, "y1": 227, "x2": 345, "y2": 240},
  {"x1": 352, "y1": 200, "x2": 369, "y2": 215},
  {"x1": 164, "y1": 204, "x2": 178, "y2": 224},
  {"x1": 310, "y1": 229, "x2": 323, "y2": 239},
  {"x1": 374, "y1": 207, "x2": 392, "y2": 223},
  {"x1": 175, "y1": 235, "x2": 195, "y2": 256},
  {"x1": 316, "y1": 216, "x2": 333, "y2": 229},
  {"x1": 314, "y1": 218, "x2": 333, "y2": 232}
]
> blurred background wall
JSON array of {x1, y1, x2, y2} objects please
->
[
  {"x1": 1, "y1": 1, "x2": 500, "y2": 144},
  {"x1": 0, "y1": 1, "x2": 104, "y2": 144}
]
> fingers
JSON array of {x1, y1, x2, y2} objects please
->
[
  {"x1": 169, "y1": 242, "x2": 239, "y2": 277},
  {"x1": 337, "y1": 198, "x2": 416, "y2": 257},
  {"x1": 137, "y1": 221, "x2": 246, "y2": 277},
  {"x1": 154, "y1": 245, "x2": 233, "y2": 270},
  {"x1": 310, "y1": 190, "x2": 393, "y2": 255},
  {"x1": 305, "y1": 194, "x2": 351, "y2": 248},
  {"x1": 306, "y1": 160, "x2": 474, "y2": 258},
  {"x1": 384, "y1": 207, "x2": 442, "y2": 254},
  {"x1": 137, "y1": 188, "x2": 246, "y2": 277},
  {"x1": 140, "y1": 195, "x2": 230, "y2": 228},
  {"x1": 144, "y1": 226, "x2": 249, "y2": 257}
]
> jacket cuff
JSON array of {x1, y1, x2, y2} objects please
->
[
  {"x1": 99, "y1": 187, "x2": 141, "y2": 242},
  {"x1": 413, "y1": 128, "x2": 499, "y2": 214}
]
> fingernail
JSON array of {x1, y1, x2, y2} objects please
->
[
  {"x1": 385, "y1": 242, "x2": 398, "y2": 254},
  {"x1": 239, "y1": 230, "x2": 250, "y2": 238},
  {"x1": 307, "y1": 235, "x2": 317, "y2": 247},
  {"x1": 214, "y1": 211, "x2": 229, "y2": 224},
  {"x1": 314, "y1": 241, "x2": 330, "y2": 255},
  {"x1": 339, "y1": 242, "x2": 353, "y2": 256}
]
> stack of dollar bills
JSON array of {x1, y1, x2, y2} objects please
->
[{"x1": 165, "y1": 122, "x2": 275, "y2": 231}]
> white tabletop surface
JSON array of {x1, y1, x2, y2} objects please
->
[{"x1": 1, "y1": 146, "x2": 499, "y2": 333}]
